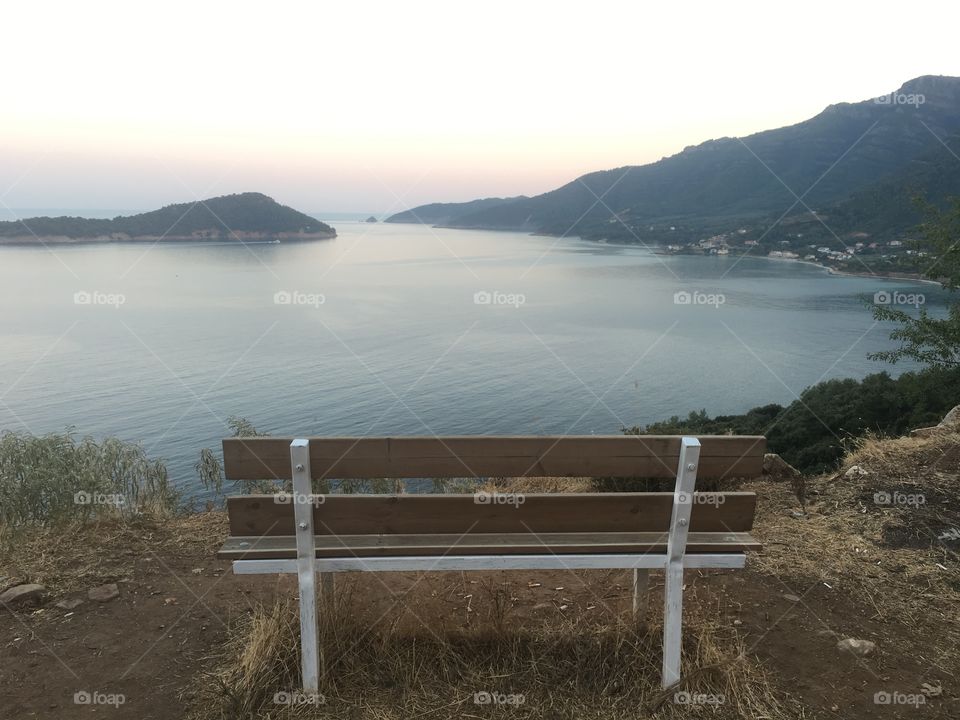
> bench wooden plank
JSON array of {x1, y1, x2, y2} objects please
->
[
  {"x1": 222, "y1": 435, "x2": 766, "y2": 481},
  {"x1": 217, "y1": 531, "x2": 761, "y2": 559},
  {"x1": 225, "y1": 492, "x2": 757, "y2": 536}
]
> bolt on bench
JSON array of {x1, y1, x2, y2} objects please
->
[{"x1": 217, "y1": 435, "x2": 764, "y2": 690}]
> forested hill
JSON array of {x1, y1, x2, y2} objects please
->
[
  {"x1": 0, "y1": 192, "x2": 336, "y2": 243},
  {"x1": 388, "y1": 75, "x2": 960, "y2": 241},
  {"x1": 385, "y1": 196, "x2": 528, "y2": 225}
]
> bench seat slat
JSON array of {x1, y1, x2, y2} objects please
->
[{"x1": 217, "y1": 531, "x2": 761, "y2": 559}]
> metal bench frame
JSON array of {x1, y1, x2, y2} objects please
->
[{"x1": 228, "y1": 436, "x2": 748, "y2": 691}]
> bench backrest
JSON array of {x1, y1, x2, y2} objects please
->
[
  {"x1": 222, "y1": 435, "x2": 765, "y2": 481},
  {"x1": 221, "y1": 435, "x2": 765, "y2": 539}
]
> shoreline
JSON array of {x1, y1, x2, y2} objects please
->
[
  {"x1": 760, "y1": 253, "x2": 942, "y2": 286},
  {"x1": 648, "y1": 247, "x2": 944, "y2": 286},
  {"x1": 0, "y1": 231, "x2": 337, "y2": 246},
  {"x1": 821, "y1": 264, "x2": 943, "y2": 286}
]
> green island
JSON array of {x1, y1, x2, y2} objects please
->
[{"x1": 0, "y1": 192, "x2": 336, "y2": 244}]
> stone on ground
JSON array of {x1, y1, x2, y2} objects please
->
[
  {"x1": 836, "y1": 637, "x2": 876, "y2": 656},
  {"x1": 0, "y1": 583, "x2": 46, "y2": 607},
  {"x1": 88, "y1": 583, "x2": 120, "y2": 603},
  {"x1": 763, "y1": 453, "x2": 801, "y2": 479}
]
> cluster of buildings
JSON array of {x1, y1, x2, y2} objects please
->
[{"x1": 661, "y1": 230, "x2": 921, "y2": 268}]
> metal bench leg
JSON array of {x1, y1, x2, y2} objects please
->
[
  {"x1": 662, "y1": 436, "x2": 700, "y2": 688},
  {"x1": 662, "y1": 562, "x2": 684, "y2": 687},
  {"x1": 291, "y1": 439, "x2": 319, "y2": 694},
  {"x1": 632, "y1": 568, "x2": 649, "y2": 619}
]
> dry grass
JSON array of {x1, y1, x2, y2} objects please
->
[
  {"x1": 0, "y1": 511, "x2": 226, "y2": 596},
  {"x1": 483, "y1": 476, "x2": 595, "y2": 494},
  {"x1": 750, "y1": 430, "x2": 960, "y2": 667},
  {"x1": 188, "y1": 586, "x2": 797, "y2": 720}
]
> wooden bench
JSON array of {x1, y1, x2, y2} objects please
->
[{"x1": 218, "y1": 435, "x2": 764, "y2": 691}]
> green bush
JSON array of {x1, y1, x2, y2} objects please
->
[{"x1": 0, "y1": 429, "x2": 178, "y2": 529}]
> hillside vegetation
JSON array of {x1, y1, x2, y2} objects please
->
[
  {"x1": 385, "y1": 196, "x2": 528, "y2": 225},
  {"x1": 627, "y1": 366, "x2": 960, "y2": 474}
]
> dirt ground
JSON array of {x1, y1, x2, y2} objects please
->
[{"x1": 0, "y1": 508, "x2": 954, "y2": 719}]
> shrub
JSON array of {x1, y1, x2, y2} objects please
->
[
  {"x1": 626, "y1": 367, "x2": 960, "y2": 474},
  {"x1": 0, "y1": 429, "x2": 177, "y2": 530}
]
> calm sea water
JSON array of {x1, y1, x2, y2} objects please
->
[{"x1": 0, "y1": 221, "x2": 944, "y2": 495}]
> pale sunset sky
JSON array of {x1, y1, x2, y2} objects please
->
[{"x1": 2, "y1": 0, "x2": 959, "y2": 214}]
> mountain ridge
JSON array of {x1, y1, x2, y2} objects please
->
[
  {"x1": 384, "y1": 196, "x2": 528, "y2": 226},
  {"x1": 387, "y1": 75, "x2": 960, "y2": 242}
]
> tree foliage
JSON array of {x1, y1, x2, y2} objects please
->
[
  {"x1": 625, "y1": 366, "x2": 960, "y2": 474},
  {"x1": 870, "y1": 197, "x2": 960, "y2": 368}
]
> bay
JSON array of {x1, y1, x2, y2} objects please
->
[{"x1": 0, "y1": 221, "x2": 943, "y2": 494}]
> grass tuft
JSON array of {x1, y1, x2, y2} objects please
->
[{"x1": 190, "y1": 585, "x2": 795, "y2": 720}]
